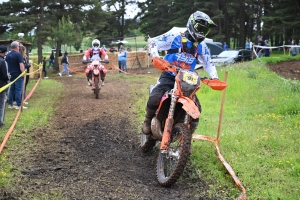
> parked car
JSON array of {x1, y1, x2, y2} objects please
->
[{"x1": 211, "y1": 49, "x2": 253, "y2": 66}]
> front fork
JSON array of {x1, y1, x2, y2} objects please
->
[
  {"x1": 91, "y1": 75, "x2": 101, "y2": 88},
  {"x1": 160, "y1": 84, "x2": 190, "y2": 151}
]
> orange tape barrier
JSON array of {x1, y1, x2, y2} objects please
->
[
  {"x1": 0, "y1": 63, "x2": 43, "y2": 154},
  {"x1": 192, "y1": 72, "x2": 246, "y2": 200}
]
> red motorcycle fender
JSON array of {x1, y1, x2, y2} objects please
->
[
  {"x1": 178, "y1": 96, "x2": 200, "y2": 119},
  {"x1": 160, "y1": 118, "x2": 174, "y2": 150}
]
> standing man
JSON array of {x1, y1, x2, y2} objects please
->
[
  {"x1": 0, "y1": 45, "x2": 10, "y2": 127},
  {"x1": 256, "y1": 35, "x2": 265, "y2": 58},
  {"x1": 5, "y1": 41, "x2": 26, "y2": 110},
  {"x1": 121, "y1": 48, "x2": 128, "y2": 72}
]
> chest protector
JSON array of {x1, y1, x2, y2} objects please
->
[
  {"x1": 90, "y1": 48, "x2": 102, "y2": 58},
  {"x1": 181, "y1": 37, "x2": 196, "y2": 55}
]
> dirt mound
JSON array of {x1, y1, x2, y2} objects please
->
[{"x1": 267, "y1": 60, "x2": 300, "y2": 80}]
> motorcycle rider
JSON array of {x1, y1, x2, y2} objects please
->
[
  {"x1": 142, "y1": 11, "x2": 219, "y2": 135},
  {"x1": 85, "y1": 60, "x2": 107, "y2": 89},
  {"x1": 83, "y1": 39, "x2": 108, "y2": 86}
]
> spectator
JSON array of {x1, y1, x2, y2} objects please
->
[
  {"x1": 264, "y1": 40, "x2": 271, "y2": 57},
  {"x1": 290, "y1": 40, "x2": 299, "y2": 56},
  {"x1": 127, "y1": 47, "x2": 132, "y2": 52},
  {"x1": 0, "y1": 45, "x2": 10, "y2": 127},
  {"x1": 118, "y1": 44, "x2": 124, "y2": 51},
  {"x1": 256, "y1": 35, "x2": 265, "y2": 58},
  {"x1": 223, "y1": 42, "x2": 228, "y2": 51},
  {"x1": 249, "y1": 40, "x2": 253, "y2": 50},
  {"x1": 59, "y1": 52, "x2": 72, "y2": 77},
  {"x1": 109, "y1": 46, "x2": 117, "y2": 53},
  {"x1": 19, "y1": 44, "x2": 31, "y2": 102},
  {"x1": 42, "y1": 57, "x2": 48, "y2": 78},
  {"x1": 6, "y1": 41, "x2": 27, "y2": 110},
  {"x1": 102, "y1": 45, "x2": 107, "y2": 52},
  {"x1": 246, "y1": 40, "x2": 250, "y2": 50},
  {"x1": 47, "y1": 51, "x2": 54, "y2": 68},
  {"x1": 121, "y1": 48, "x2": 128, "y2": 72},
  {"x1": 117, "y1": 48, "x2": 124, "y2": 73}
]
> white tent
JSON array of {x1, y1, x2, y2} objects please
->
[{"x1": 152, "y1": 27, "x2": 213, "y2": 43}]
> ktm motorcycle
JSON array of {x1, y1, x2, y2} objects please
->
[{"x1": 140, "y1": 57, "x2": 227, "y2": 187}]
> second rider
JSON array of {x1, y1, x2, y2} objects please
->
[{"x1": 83, "y1": 39, "x2": 108, "y2": 86}]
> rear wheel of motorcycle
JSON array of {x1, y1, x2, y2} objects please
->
[
  {"x1": 140, "y1": 133, "x2": 156, "y2": 152},
  {"x1": 95, "y1": 77, "x2": 99, "y2": 99},
  {"x1": 156, "y1": 123, "x2": 191, "y2": 187}
]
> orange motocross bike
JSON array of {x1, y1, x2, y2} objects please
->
[{"x1": 140, "y1": 57, "x2": 227, "y2": 187}]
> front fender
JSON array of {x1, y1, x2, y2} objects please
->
[{"x1": 178, "y1": 97, "x2": 200, "y2": 119}]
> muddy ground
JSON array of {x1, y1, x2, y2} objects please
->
[{"x1": 0, "y1": 60, "x2": 299, "y2": 200}]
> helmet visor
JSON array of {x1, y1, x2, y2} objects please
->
[{"x1": 193, "y1": 22, "x2": 211, "y2": 36}]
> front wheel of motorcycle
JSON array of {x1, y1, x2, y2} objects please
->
[
  {"x1": 94, "y1": 77, "x2": 100, "y2": 99},
  {"x1": 156, "y1": 123, "x2": 192, "y2": 187}
]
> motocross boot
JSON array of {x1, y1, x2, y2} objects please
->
[
  {"x1": 190, "y1": 121, "x2": 199, "y2": 134},
  {"x1": 87, "y1": 77, "x2": 92, "y2": 86},
  {"x1": 101, "y1": 77, "x2": 105, "y2": 86},
  {"x1": 142, "y1": 108, "x2": 156, "y2": 135}
]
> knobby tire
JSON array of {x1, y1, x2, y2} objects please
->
[
  {"x1": 95, "y1": 77, "x2": 99, "y2": 99},
  {"x1": 156, "y1": 123, "x2": 192, "y2": 187}
]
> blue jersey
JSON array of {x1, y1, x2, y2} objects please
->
[{"x1": 149, "y1": 32, "x2": 218, "y2": 78}]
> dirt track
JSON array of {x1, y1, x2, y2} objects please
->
[{"x1": 1, "y1": 60, "x2": 299, "y2": 200}]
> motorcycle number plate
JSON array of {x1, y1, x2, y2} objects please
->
[{"x1": 183, "y1": 72, "x2": 198, "y2": 85}]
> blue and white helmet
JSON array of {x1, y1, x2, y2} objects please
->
[
  {"x1": 92, "y1": 39, "x2": 100, "y2": 50},
  {"x1": 187, "y1": 11, "x2": 217, "y2": 42}
]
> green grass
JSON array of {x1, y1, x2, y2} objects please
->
[
  {"x1": 192, "y1": 59, "x2": 300, "y2": 199},
  {"x1": 0, "y1": 79, "x2": 63, "y2": 186}
]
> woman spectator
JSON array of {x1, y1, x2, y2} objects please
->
[{"x1": 19, "y1": 44, "x2": 31, "y2": 103}]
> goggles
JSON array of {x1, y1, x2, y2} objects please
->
[
  {"x1": 194, "y1": 22, "x2": 210, "y2": 37},
  {"x1": 93, "y1": 44, "x2": 99, "y2": 47}
]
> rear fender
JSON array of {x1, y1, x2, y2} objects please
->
[{"x1": 177, "y1": 97, "x2": 200, "y2": 119}]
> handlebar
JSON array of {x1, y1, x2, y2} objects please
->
[
  {"x1": 82, "y1": 59, "x2": 110, "y2": 64},
  {"x1": 152, "y1": 57, "x2": 227, "y2": 91}
]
